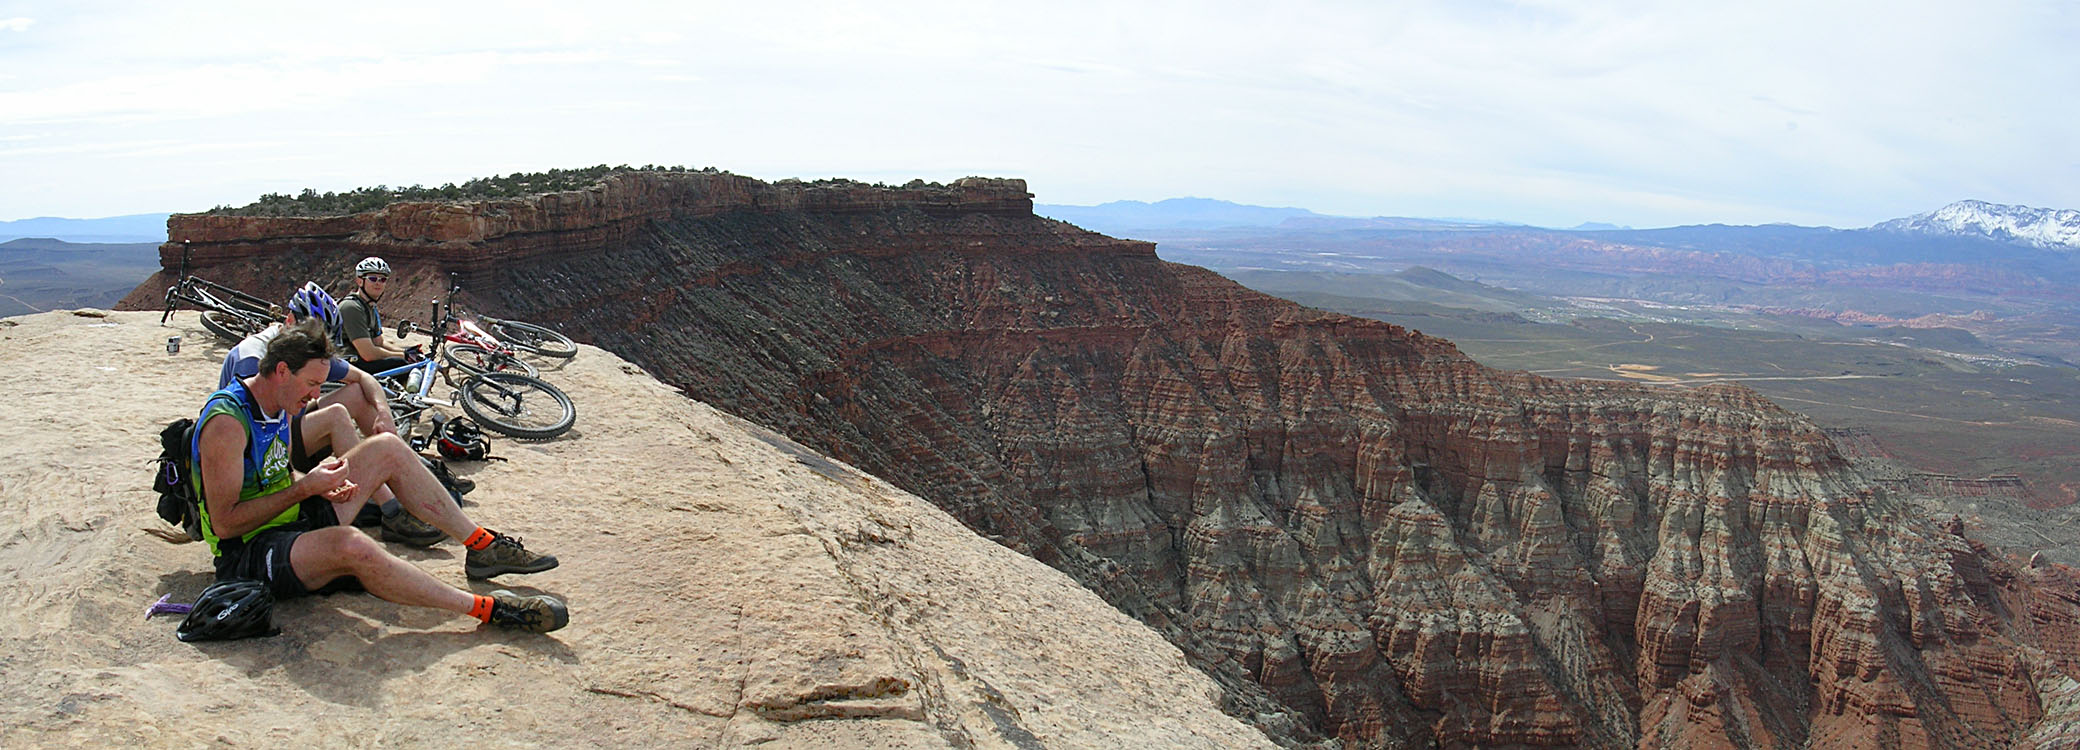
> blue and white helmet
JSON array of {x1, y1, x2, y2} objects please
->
[{"x1": 287, "y1": 282, "x2": 341, "y2": 336}]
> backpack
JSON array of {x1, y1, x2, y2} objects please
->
[{"x1": 152, "y1": 418, "x2": 203, "y2": 541}]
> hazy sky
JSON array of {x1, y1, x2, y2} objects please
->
[{"x1": 3, "y1": 1, "x2": 2075, "y2": 228}]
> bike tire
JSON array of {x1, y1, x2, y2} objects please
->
[
  {"x1": 197, "y1": 279, "x2": 277, "y2": 317},
  {"x1": 442, "y1": 343, "x2": 540, "y2": 379},
  {"x1": 484, "y1": 318, "x2": 578, "y2": 360},
  {"x1": 200, "y1": 310, "x2": 264, "y2": 343},
  {"x1": 459, "y1": 372, "x2": 575, "y2": 439}
]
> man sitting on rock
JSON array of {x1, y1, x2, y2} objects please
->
[
  {"x1": 219, "y1": 282, "x2": 443, "y2": 547},
  {"x1": 337, "y1": 256, "x2": 417, "y2": 374},
  {"x1": 193, "y1": 321, "x2": 568, "y2": 633}
]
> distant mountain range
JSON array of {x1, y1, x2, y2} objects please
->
[
  {"x1": 1036, "y1": 198, "x2": 1517, "y2": 235},
  {"x1": 0, "y1": 214, "x2": 169, "y2": 243},
  {"x1": 1042, "y1": 197, "x2": 2080, "y2": 252},
  {"x1": 1873, "y1": 199, "x2": 2080, "y2": 251},
  {"x1": 1036, "y1": 198, "x2": 1325, "y2": 232},
  {"x1": 0, "y1": 237, "x2": 164, "y2": 315}
]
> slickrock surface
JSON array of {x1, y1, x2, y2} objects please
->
[
  {"x1": 0, "y1": 310, "x2": 1270, "y2": 749},
  {"x1": 117, "y1": 172, "x2": 2080, "y2": 748}
]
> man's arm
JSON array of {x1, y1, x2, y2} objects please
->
[
  {"x1": 341, "y1": 364, "x2": 398, "y2": 435},
  {"x1": 198, "y1": 415, "x2": 353, "y2": 540},
  {"x1": 350, "y1": 334, "x2": 408, "y2": 362}
]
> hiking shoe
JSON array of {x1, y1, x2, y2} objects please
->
[
  {"x1": 465, "y1": 531, "x2": 559, "y2": 579},
  {"x1": 380, "y1": 511, "x2": 446, "y2": 547},
  {"x1": 486, "y1": 589, "x2": 568, "y2": 633}
]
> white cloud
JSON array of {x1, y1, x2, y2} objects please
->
[{"x1": 0, "y1": 17, "x2": 31, "y2": 32}]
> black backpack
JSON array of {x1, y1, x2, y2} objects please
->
[{"x1": 152, "y1": 418, "x2": 203, "y2": 541}]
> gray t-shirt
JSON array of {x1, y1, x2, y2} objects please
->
[{"x1": 337, "y1": 294, "x2": 383, "y2": 362}]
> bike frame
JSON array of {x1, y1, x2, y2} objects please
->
[
  {"x1": 159, "y1": 244, "x2": 278, "y2": 328},
  {"x1": 445, "y1": 318, "x2": 519, "y2": 357},
  {"x1": 363, "y1": 353, "x2": 450, "y2": 430}
]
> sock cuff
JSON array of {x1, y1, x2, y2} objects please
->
[
  {"x1": 469, "y1": 594, "x2": 494, "y2": 622},
  {"x1": 463, "y1": 527, "x2": 495, "y2": 550}
]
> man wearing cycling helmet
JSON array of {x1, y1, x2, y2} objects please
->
[
  {"x1": 338, "y1": 256, "x2": 417, "y2": 373},
  {"x1": 193, "y1": 324, "x2": 568, "y2": 633},
  {"x1": 219, "y1": 282, "x2": 443, "y2": 546}
]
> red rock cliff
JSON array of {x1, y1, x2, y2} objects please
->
[{"x1": 121, "y1": 172, "x2": 2080, "y2": 749}]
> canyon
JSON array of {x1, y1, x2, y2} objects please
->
[{"x1": 122, "y1": 171, "x2": 2080, "y2": 748}]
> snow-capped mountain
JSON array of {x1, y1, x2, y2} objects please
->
[{"x1": 1872, "y1": 200, "x2": 2080, "y2": 251}]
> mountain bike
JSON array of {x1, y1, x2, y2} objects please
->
[
  {"x1": 391, "y1": 276, "x2": 549, "y2": 380},
  {"x1": 475, "y1": 315, "x2": 577, "y2": 360},
  {"x1": 386, "y1": 287, "x2": 577, "y2": 439},
  {"x1": 407, "y1": 297, "x2": 542, "y2": 380},
  {"x1": 159, "y1": 244, "x2": 278, "y2": 343}
]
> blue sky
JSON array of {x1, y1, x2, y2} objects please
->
[{"x1": 3, "y1": 1, "x2": 2075, "y2": 228}]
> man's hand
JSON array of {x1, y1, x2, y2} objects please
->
[
  {"x1": 349, "y1": 367, "x2": 399, "y2": 436},
  {"x1": 345, "y1": 365, "x2": 397, "y2": 436},
  {"x1": 371, "y1": 409, "x2": 398, "y2": 437},
  {"x1": 404, "y1": 344, "x2": 426, "y2": 363},
  {"x1": 306, "y1": 456, "x2": 359, "y2": 503}
]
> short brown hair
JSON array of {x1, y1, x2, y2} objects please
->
[{"x1": 258, "y1": 319, "x2": 333, "y2": 376}]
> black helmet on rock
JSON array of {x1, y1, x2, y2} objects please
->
[
  {"x1": 437, "y1": 417, "x2": 489, "y2": 461},
  {"x1": 176, "y1": 578, "x2": 279, "y2": 642}
]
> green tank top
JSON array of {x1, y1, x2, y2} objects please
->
[{"x1": 191, "y1": 381, "x2": 301, "y2": 556}]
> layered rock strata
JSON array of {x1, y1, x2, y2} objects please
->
[
  {"x1": 1, "y1": 310, "x2": 1270, "y2": 748},
  {"x1": 122, "y1": 173, "x2": 2080, "y2": 748}
]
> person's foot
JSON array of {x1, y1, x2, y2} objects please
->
[
  {"x1": 486, "y1": 590, "x2": 568, "y2": 633},
  {"x1": 465, "y1": 531, "x2": 559, "y2": 579},
  {"x1": 379, "y1": 511, "x2": 445, "y2": 547}
]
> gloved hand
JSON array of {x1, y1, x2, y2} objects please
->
[{"x1": 404, "y1": 345, "x2": 426, "y2": 363}]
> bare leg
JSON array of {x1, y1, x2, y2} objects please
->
[
  {"x1": 288, "y1": 526, "x2": 475, "y2": 614},
  {"x1": 338, "y1": 432, "x2": 476, "y2": 540},
  {"x1": 313, "y1": 384, "x2": 371, "y2": 433}
]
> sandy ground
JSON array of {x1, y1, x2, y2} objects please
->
[{"x1": 0, "y1": 310, "x2": 1272, "y2": 749}]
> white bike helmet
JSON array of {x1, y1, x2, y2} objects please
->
[{"x1": 355, "y1": 256, "x2": 392, "y2": 277}]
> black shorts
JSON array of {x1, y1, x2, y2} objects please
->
[
  {"x1": 351, "y1": 358, "x2": 408, "y2": 376},
  {"x1": 212, "y1": 497, "x2": 361, "y2": 599}
]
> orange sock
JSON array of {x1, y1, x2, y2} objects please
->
[
  {"x1": 469, "y1": 595, "x2": 495, "y2": 622},
  {"x1": 463, "y1": 527, "x2": 495, "y2": 550}
]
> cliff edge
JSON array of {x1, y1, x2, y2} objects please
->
[
  {"x1": 0, "y1": 309, "x2": 1271, "y2": 749},
  {"x1": 112, "y1": 171, "x2": 2080, "y2": 748}
]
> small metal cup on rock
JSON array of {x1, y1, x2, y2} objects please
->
[{"x1": 167, "y1": 335, "x2": 181, "y2": 354}]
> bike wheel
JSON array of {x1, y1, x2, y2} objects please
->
[
  {"x1": 442, "y1": 343, "x2": 540, "y2": 379},
  {"x1": 200, "y1": 310, "x2": 264, "y2": 343},
  {"x1": 459, "y1": 372, "x2": 575, "y2": 439},
  {"x1": 483, "y1": 318, "x2": 577, "y2": 359}
]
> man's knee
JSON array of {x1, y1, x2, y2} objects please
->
[
  {"x1": 363, "y1": 430, "x2": 408, "y2": 454},
  {"x1": 307, "y1": 402, "x2": 353, "y2": 427},
  {"x1": 296, "y1": 526, "x2": 392, "y2": 578},
  {"x1": 352, "y1": 431, "x2": 416, "y2": 471}
]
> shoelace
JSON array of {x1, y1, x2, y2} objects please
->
[{"x1": 496, "y1": 603, "x2": 543, "y2": 627}]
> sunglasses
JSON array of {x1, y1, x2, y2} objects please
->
[{"x1": 363, "y1": 275, "x2": 389, "y2": 283}]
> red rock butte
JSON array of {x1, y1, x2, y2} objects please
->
[{"x1": 124, "y1": 170, "x2": 2080, "y2": 749}]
